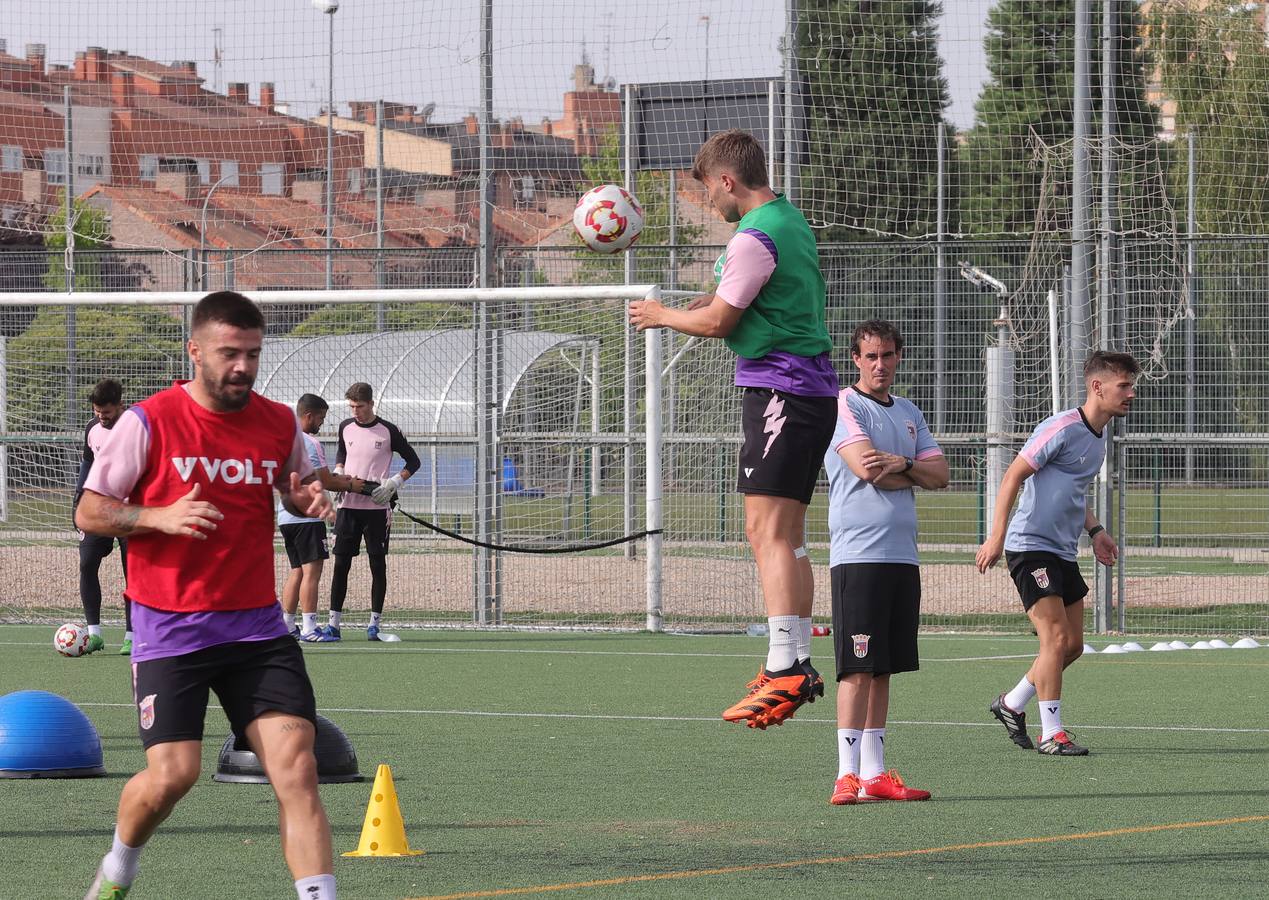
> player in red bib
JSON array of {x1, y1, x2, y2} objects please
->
[{"x1": 76, "y1": 291, "x2": 338, "y2": 900}]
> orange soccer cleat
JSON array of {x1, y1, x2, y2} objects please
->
[{"x1": 721, "y1": 662, "x2": 818, "y2": 729}]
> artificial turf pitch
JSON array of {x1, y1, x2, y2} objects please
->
[{"x1": 2, "y1": 626, "x2": 1266, "y2": 899}]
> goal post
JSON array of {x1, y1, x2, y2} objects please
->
[{"x1": 0, "y1": 285, "x2": 666, "y2": 632}]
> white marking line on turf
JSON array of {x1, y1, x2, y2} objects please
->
[
  {"x1": 70, "y1": 702, "x2": 1269, "y2": 733},
  {"x1": 0, "y1": 640, "x2": 1035, "y2": 662}
]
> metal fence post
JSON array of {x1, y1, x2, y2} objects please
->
[{"x1": 645, "y1": 287, "x2": 664, "y2": 633}]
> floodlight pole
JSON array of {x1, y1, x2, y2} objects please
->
[
  {"x1": 622, "y1": 82, "x2": 637, "y2": 561},
  {"x1": 63, "y1": 85, "x2": 76, "y2": 430},
  {"x1": 325, "y1": 1, "x2": 337, "y2": 290}
]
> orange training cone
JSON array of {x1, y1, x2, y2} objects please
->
[{"x1": 342, "y1": 764, "x2": 425, "y2": 857}]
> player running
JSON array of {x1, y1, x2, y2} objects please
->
[
  {"x1": 976, "y1": 350, "x2": 1139, "y2": 756},
  {"x1": 75, "y1": 378, "x2": 133, "y2": 654},
  {"x1": 77, "y1": 290, "x2": 336, "y2": 900},
  {"x1": 315, "y1": 382, "x2": 420, "y2": 642},
  {"x1": 629, "y1": 129, "x2": 839, "y2": 728},
  {"x1": 278, "y1": 393, "x2": 367, "y2": 641},
  {"x1": 824, "y1": 321, "x2": 948, "y2": 804}
]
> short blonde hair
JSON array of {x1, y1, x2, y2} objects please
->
[{"x1": 691, "y1": 129, "x2": 769, "y2": 189}]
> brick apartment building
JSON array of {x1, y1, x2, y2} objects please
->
[{"x1": 0, "y1": 42, "x2": 361, "y2": 216}]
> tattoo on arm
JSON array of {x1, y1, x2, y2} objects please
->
[{"x1": 107, "y1": 503, "x2": 141, "y2": 534}]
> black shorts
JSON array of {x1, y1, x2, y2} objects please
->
[
  {"x1": 737, "y1": 388, "x2": 837, "y2": 504},
  {"x1": 831, "y1": 563, "x2": 921, "y2": 678},
  {"x1": 333, "y1": 507, "x2": 392, "y2": 557},
  {"x1": 79, "y1": 532, "x2": 125, "y2": 565},
  {"x1": 1006, "y1": 551, "x2": 1088, "y2": 611},
  {"x1": 131, "y1": 636, "x2": 317, "y2": 750},
  {"x1": 281, "y1": 521, "x2": 329, "y2": 568}
]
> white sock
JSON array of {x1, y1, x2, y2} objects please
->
[
  {"x1": 1004, "y1": 675, "x2": 1036, "y2": 713},
  {"x1": 796, "y1": 617, "x2": 812, "y2": 663},
  {"x1": 123, "y1": 630, "x2": 133, "y2": 642},
  {"x1": 101, "y1": 830, "x2": 143, "y2": 886},
  {"x1": 295, "y1": 874, "x2": 336, "y2": 899},
  {"x1": 329, "y1": 610, "x2": 343, "y2": 628},
  {"x1": 765, "y1": 616, "x2": 799, "y2": 671},
  {"x1": 301, "y1": 613, "x2": 318, "y2": 635},
  {"x1": 283, "y1": 613, "x2": 296, "y2": 630},
  {"x1": 836, "y1": 728, "x2": 863, "y2": 778},
  {"x1": 1038, "y1": 699, "x2": 1063, "y2": 740},
  {"x1": 88, "y1": 624, "x2": 102, "y2": 637},
  {"x1": 369, "y1": 611, "x2": 382, "y2": 628},
  {"x1": 860, "y1": 728, "x2": 886, "y2": 780}
]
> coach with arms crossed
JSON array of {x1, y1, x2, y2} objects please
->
[{"x1": 824, "y1": 320, "x2": 948, "y2": 805}]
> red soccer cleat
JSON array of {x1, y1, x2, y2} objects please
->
[
  {"x1": 857, "y1": 770, "x2": 931, "y2": 802},
  {"x1": 829, "y1": 773, "x2": 863, "y2": 805}
]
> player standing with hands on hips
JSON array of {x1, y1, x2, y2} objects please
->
[
  {"x1": 629, "y1": 129, "x2": 839, "y2": 728},
  {"x1": 976, "y1": 351, "x2": 1140, "y2": 756},
  {"x1": 77, "y1": 290, "x2": 337, "y2": 900}
]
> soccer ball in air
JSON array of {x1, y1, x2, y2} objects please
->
[
  {"x1": 573, "y1": 184, "x2": 644, "y2": 253},
  {"x1": 54, "y1": 623, "x2": 90, "y2": 657}
]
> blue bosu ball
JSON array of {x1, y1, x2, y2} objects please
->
[{"x1": 0, "y1": 690, "x2": 106, "y2": 778}]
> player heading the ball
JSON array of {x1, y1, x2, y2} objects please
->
[{"x1": 629, "y1": 129, "x2": 839, "y2": 729}]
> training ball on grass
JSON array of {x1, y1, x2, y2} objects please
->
[
  {"x1": 573, "y1": 184, "x2": 644, "y2": 253},
  {"x1": 54, "y1": 623, "x2": 90, "y2": 657}
]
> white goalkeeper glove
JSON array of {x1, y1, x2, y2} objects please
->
[{"x1": 370, "y1": 473, "x2": 403, "y2": 505}]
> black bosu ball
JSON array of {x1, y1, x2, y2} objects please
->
[{"x1": 214, "y1": 713, "x2": 363, "y2": 784}]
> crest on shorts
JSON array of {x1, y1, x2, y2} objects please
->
[
  {"x1": 1031, "y1": 567, "x2": 1051, "y2": 590},
  {"x1": 905, "y1": 420, "x2": 917, "y2": 441},
  {"x1": 138, "y1": 693, "x2": 157, "y2": 730},
  {"x1": 852, "y1": 633, "x2": 871, "y2": 658}
]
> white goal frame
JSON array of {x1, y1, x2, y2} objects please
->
[{"x1": 0, "y1": 286, "x2": 667, "y2": 632}]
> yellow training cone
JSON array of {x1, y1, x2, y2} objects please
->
[{"x1": 342, "y1": 764, "x2": 425, "y2": 857}]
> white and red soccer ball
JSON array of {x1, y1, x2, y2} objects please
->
[
  {"x1": 573, "y1": 184, "x2": 644, "y2": 253},
  {"x1": 54, "y1": 622, "x2": 90, "y2": 657}
]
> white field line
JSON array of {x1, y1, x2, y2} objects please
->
[
  {"x1": 0, "y1": 640, "x2": 1040, "y2": 662},
  {"x1": 69, "y1": 702, "x2": 1269, "y2": 734}
]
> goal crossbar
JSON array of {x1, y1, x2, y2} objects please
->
[{"x1": 0, "y1": 286, "x2": 662, "y2": 307}]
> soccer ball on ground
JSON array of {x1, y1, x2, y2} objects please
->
[
  {"x1": 573, "y1": 184, "x2": 644, "y2": 253},
  {"x1": 54, "y1": 623, "x2": 90, "y2": 657}
]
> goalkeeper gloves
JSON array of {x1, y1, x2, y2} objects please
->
[
  {"x1": 370, "y1": 473, "x2": 403, "y2": 505},
  {"x1": 357, "y1": 479, "x2": 380, "y2": 496}
]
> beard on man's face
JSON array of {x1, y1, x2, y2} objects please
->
[{"x1": 203, "y1": 368, "x2": 254, "y2": 410}]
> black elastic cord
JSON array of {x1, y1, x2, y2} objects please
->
[{"x1": 395, "y1": 507, "x2": 661, "y2": 554}]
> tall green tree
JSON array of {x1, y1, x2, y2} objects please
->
[
  {"x1": 799, "y1": 0, "x2": 955, "y2": 240},
  {"x1": 1150, "y1": 1, "x2": 1269, "y2": 437},
  {"x1": 959, "y1": 0, "x2": 1160, "y2": 236}
]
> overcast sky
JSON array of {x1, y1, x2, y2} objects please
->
[{"x1": 8, "y1": 0, "x2": 994, "y2": 129}]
